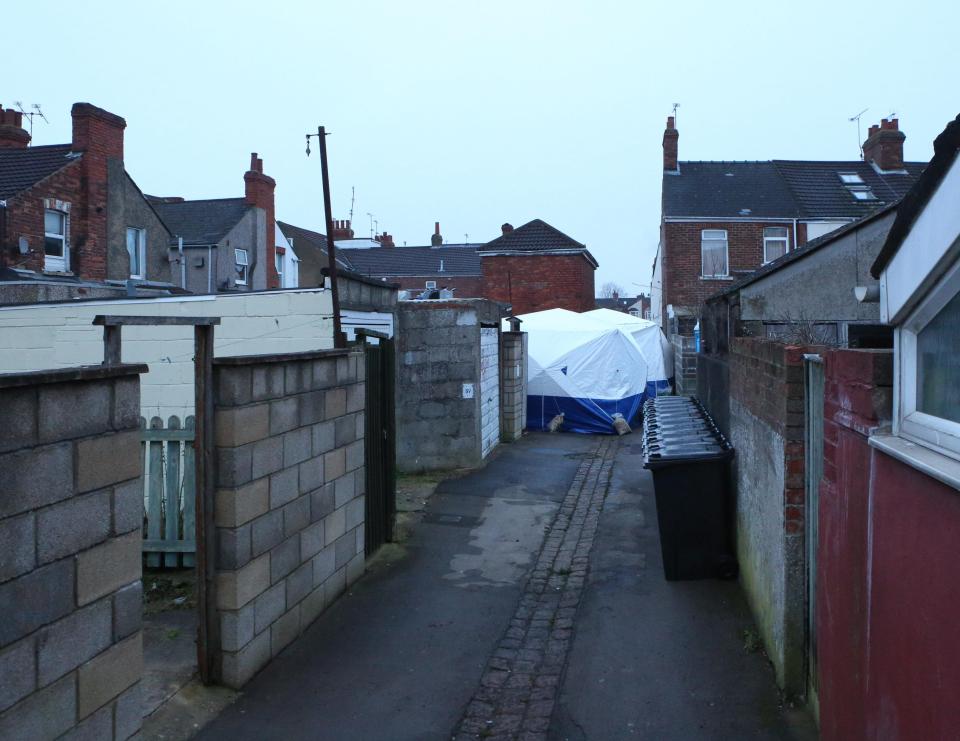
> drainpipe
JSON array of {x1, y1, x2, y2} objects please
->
[
  {"x1": 793, "y1": 218, "x2": 799, "y2": 251},
  {"x1": 207, "y1": 245, "x2": 213, "y2": 293},
  {"x1": 179, "y1": 236, "x2": 185, "y2": 289},
  {"x1": 0, "y1": 200, "x2": 7, "y2": 269}
]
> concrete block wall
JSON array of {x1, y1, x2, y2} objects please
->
[
  {"x1": 499, "y1": 331, "x2": 527, "y2": 442},
  {"x1": 671, "y1": 332, "x2": 697, "y2": 396},
  {"x1": 212, "y1": 348, "x2": 366, "y2": 688},
  {"x1": 727, "y1": 336, "x2": 811, "y2": 698},
  {"x1": 479, "y1": 327, "x2": 500, "y2": 458},
  {"x1": 396, "y1": 299, "x2": 503, "y2": 473},
  {"x1": 0, "y1": 365, "x2": 146, "y2": 741}
]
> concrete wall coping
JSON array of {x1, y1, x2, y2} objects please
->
[
  {"x1": 0, "y1": 363, "x2": 148, "y2": 389},
  {"x1": 214, "y1": 347, "x2": 360, "y2": 367}
]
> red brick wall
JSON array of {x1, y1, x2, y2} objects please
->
[
  {"x1": 818, "y1": 348, "x2": 960, "y2": 740},
  {"x1": 661, "y1": 221, "x2": 799, "y2": 313},
  {"x1": 3, "y1": 162, "x2": 87, "y2": 275},
  {"x1": 481, "y1": 253, "x2": 595, "y2": 315},
  {"x1": 390, "y1": 275, "x2": 484, "y2": 297}
]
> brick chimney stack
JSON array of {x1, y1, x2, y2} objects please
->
[
  {"x1": 501, "y1": 223, "x2": 514, "y2": 236},
  {"x1": 663, "y1": 116, "x2": 679, "y2": 172},
  {"x1": 862, "y1": 118, "x2": 906, "y2": 172},
  {"x1": 331, "y1": 220, "x2": 354, "y2": 240},
  {"x1": 71, "y1": 103, "x2": 125, "y2": 159},
  {"x1": 244, "y1": 152, "x2": 278, "y2": 288},
  {"x1": 0, "y1": 105, "x2": 30, "y2": 148},
  {"x1": 374, "y1": 231, "x2": 395, "y2": 248},
  {"x1": 431, "y1": 221, "x2": 443, "y2": 246}
]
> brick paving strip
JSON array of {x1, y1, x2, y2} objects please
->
[{"x1": 452, "y1": 437, "x2": 618, "y2": 741}]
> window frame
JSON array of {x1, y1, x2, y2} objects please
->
[
  {"x1": 234, "y1": 248, "x2": 249, "y2": 286},
  {"x1": 425, "y1": 280, "x2": 437, "y2": 290},
  {"x1": 126, "y1": 226, "x2": 146, "y2": 279},
  {"x1": 275, "y1": 251, "x2": 283, "y2": 286},
  {"x1": 896, "y1": 256, "x2": 960, "y2": 461},
  {"x1": 44, "y1": 209, "x2": 69, "y2": 272},
  {"x1": 700, "y1": 229, "x2": 729, "y2": 279},
  {"x1": 762, "y1": 226, "x2": 790, "y2": 264}
]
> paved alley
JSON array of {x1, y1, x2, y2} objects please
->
[{"x1": 192, "y1": 433, "x2": 812, "y2": 741}]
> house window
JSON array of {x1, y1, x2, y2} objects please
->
[
  {"x1": 425, "y1": 280, "x2": 437, "y2": 289},
  {"x1": 763, "y1": 227, "x2": 789, "y2": 263},
  {"x1": 275, "y1": 252, "x2": 283, "y2": 286},
  {"x1": 898, "y1": 264, "x2": 960, "y2": 459},
  {"x1": 838, "y1": 172, "x2": 864, "y2": 184},
  {"x1": 850, "y1": 188, "x2": 877, "y2": 201},
  {"x1": 44, "y1": 210, "x2": 68, "y2": 271},
  {"x1": 126, "y1": 227, "x2": 146, "y2": 278},
  {"x1": 235, "y1": 248, "x2": 249, "y2": 286},
  {"x1": 701, "y1": 230, "x2": 728, "y2": 278}
]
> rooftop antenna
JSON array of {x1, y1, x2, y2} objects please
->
[
  {"x1": 349, "y1": 186, "x2": 355, "y2": 224},
  {"x1": 464, "y1": 233, "x2": 468, "y2": 244},
  {"x1": 849, "y1": 108, "x2": 869, "y2": 159},
  {"x1": 366, "y1": 212, "x2": 375, "y2": 239},
  {"x1": 14, "y1": 102, "x2": 48, "y2": 144},
  {"x1": 671, "y1": 102, "x2": 680, "y2": 127}
]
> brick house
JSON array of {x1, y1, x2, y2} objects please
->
[
  {"x1": 149, "y1": 153, "x2": 278, "y2": 293},
  {"x1": 479, "y1": 219, "x2": 597, "y2": 314},
  {"x1": 337, "y1": 221, "x2": 484, "y2": 297},
  {"x1": 654, "y1": 114, "x2": 925, "y2": 391},
  {"x1": 0, "y1": 102, "x2": 172, "y2": 286}
]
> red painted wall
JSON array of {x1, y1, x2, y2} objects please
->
[
  {"x1": 481, "y1": 253, "x2": 595, "y2": 315},
  {"x1": 818, "y1": 348, "x2": 960, "y2": 739}
]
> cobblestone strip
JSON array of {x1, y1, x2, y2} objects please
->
[{"x1": 452, "y1": 437, "x2": 618, "y2": 741}]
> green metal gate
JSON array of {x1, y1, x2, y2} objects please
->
[{"x1": 358, "y1": 331, "x2": 396, "y2": 555}]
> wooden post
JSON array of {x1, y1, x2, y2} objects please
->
[
  {"x1": 194, "y1": 324, "x2": 218, "y2": 684},
  {"x1": 317, "y1": 126, "x2": 346, "y2": 348}
]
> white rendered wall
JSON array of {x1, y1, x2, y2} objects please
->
[{"x1": 0, "y1": 289, "x2": 334, "y2": 420}]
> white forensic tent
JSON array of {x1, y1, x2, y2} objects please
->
[{"x1": 506, "y1": 308, "x2": 672, "y2": 434}]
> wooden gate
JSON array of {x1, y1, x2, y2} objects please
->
[
  {"x1": 358, "y1": 332, "x2": 396, "y2": 555},
  {"x1": 142, "y1": 415, "x2": 197, "y2": 567}
]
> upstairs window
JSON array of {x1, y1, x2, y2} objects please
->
[
  {"x1": 235, "y1": 248, "x2": 249, "y2": 286},
  {"x1": 701, "y1": 229, "x2": 728, "y2": 278},
  {"x1": 275, "y1": 252, "x2": 283, "y2": 286},
  {"x1": 838, "y1": 172, "x2": 864, "y2": 184},
  {"x1": 763, "y1": 227, "x2": 789, "y2": 263},
  {"x1": 838, "y1": 172, "x2": 876, "y2": 200},
  {"x1": 425, "y1": 280, "x2": 437, "y2": 289},
  {"x1": 126, "y1": 227, "x2": 146, "y2": 278},
  {"x1": 44, "y1": 209, "x2": 68, "y2": 272}
]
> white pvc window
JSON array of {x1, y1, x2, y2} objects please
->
[
  {"x1": 701, "y1": 229, "x2": 728, "y2": 278},
  {"x1": 235, "y1": 248, "x2": 249, "y2": 286},
  {"x1": 275, "y1": 252, "x2": 283, "y2": 286},
  {"x1": 763, "y1": 227, "x2": 789, "y2": 264},
  {"x1": 44, "y1": 209, "x2": 68, "y2": 271},
  {"x1": 425, "y1": 280, "x2": 437, "y2": 289},
  {"x1": 850, "y1": 188, "x2": 877, "y2": 201},
  {"x1": 126, "y1": 227, "x2": 146, "y2": 278},
  {"x1": 838, "y1": 173, "x2": 864, "y2": 185},
  {"x1": 897, "y1": 258, "x2": 960, "y2": 460}
]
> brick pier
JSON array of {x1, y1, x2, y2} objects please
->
[{"x1": 452, "y1": 437, "x2": 617, "y2": 740}]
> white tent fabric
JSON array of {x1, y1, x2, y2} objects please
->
[
  {"x1": 581, "y1": 308, "x2": 674, "y2": 383},
  {"x1": 505, "y1": 308, "x2": 672, "y2": 434}
]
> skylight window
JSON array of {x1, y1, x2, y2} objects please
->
[
  {"x1": 839, "y1": 172, "x2": 864, "y2": 184},
  {"x1": 850, "y1": 188, "x2": 877, "y2": 201}
]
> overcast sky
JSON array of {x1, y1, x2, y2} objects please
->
[{"x1": 8, "y1": 0, "x2": 959, "y2": 294}]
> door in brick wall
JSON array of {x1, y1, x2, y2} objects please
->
[{"x1": 480, "y1": 327, "x2": 500, "y2": 458}]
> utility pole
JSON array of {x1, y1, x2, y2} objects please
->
[{"x1": 306, "y1": 126, "x2": 345, "y2": 347}]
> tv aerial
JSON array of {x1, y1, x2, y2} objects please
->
[
  {"x1": 14, "y1": 102, "x2": 48, "y2": 143},
  {"x1": 848, "y1": 108, "x2": 869, "y2": 159}
]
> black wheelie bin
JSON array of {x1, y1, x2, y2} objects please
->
[{"x1": 641, "y1": 396, "x2": 737, "y2": 581}]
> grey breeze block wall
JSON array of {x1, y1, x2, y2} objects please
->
[
  {"x1": 0, "y1": 364, "x2": 146, "y2": 741},
  {"x1": 212, "y1": 348, "x2": 366, "y2": 688},
  {"x1": 396, "y1": 299, "x2": 503, "y2": 473},
  {"x1": 500, "y1": 331, "x2": 527, "y2": 442}
]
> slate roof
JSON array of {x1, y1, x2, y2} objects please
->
[
  {"x1": 0, "y1": 145, "x2": 79, "y2": 200},
  {"x1": 595, "y1": 295, "x2": 644, "y2": 312},
  {"x1": 663, "y1": 160, "x2": 925, "y2": 219},
  {"x1": 872, "y1": 114, "x2": 960, "y2": 277},
  {"x1": 148, "y1": 197, "x2": 250, "y2": 246},
  {"x1": 339, "y1": 244, "x2": 482, "y2": 277}
]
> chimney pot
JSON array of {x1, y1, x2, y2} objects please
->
[
  {"x1": 0, "y1": 105, "x2": 30, "y2": 149},
  {"x1": 501, "y1": 223, "x2": 514, "y2": 235},
  {"x1": 663, "y1": 116, "x2": 679, "y2": 172}
]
